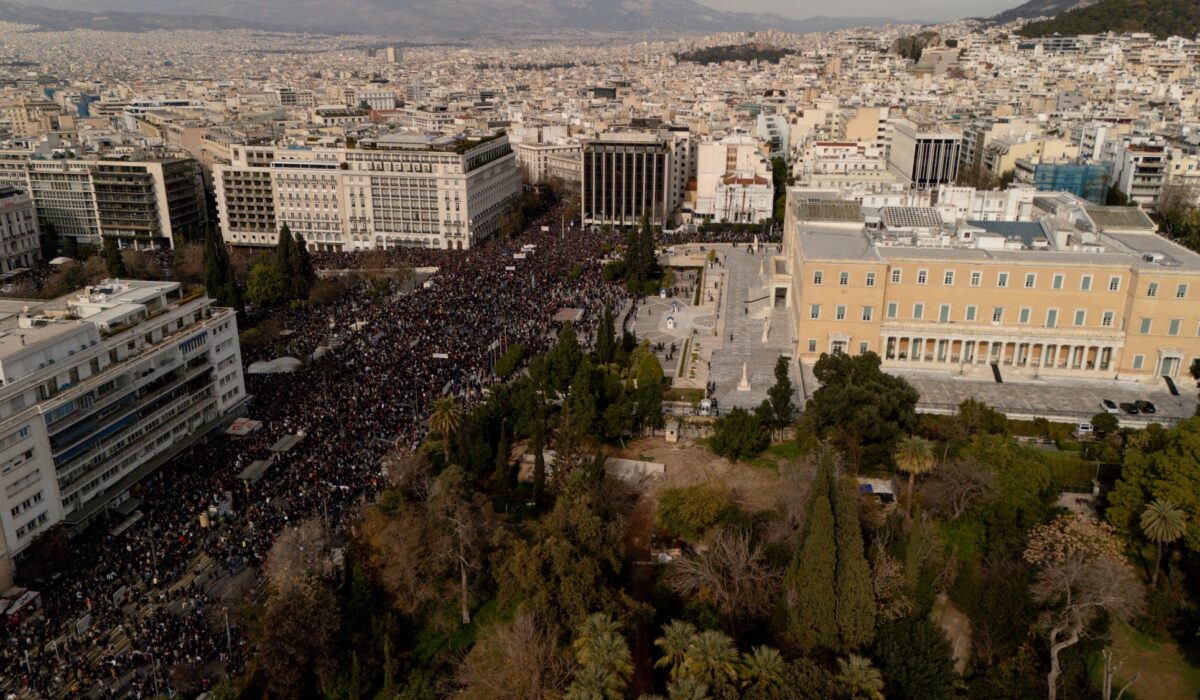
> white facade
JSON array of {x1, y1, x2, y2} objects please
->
[
  {"x1": 888, "y1": 121, "x2": 962, "y2": 190},
  {"x1": 796, "y1": 141, "x2": 901, "y2": 192},
  {"x1": 692, "y1": 135, "x2": 773, "y2": 224},
  {"x1": 215, "y1": 132, "x2": 520, "y2": 251},
  {"x1": 0, "y1": 187, "x2": 40, "y2": 275},
  {"x1": 0, "y1": 280, "x2": 244, "y2": 588}
]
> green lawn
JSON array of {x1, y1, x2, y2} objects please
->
[
  {"x1": 749, "y1": 442, "x2": 804, "y2": 470},
  {"x1": 1089, "y1": 620, "x2": 1200, "y2": 700}
]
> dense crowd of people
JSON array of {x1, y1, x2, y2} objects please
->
[{"x1": 1, "y1": 202, "x2": 629, "y2": 697}]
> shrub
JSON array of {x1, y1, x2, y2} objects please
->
[{"x1": 657, "y1": 484, "x2": 731, "y2": 540}]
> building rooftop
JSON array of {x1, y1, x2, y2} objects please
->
[
  {"x1": 1085, "y1": 206, "x2": 1156, "y2": 232},
  {"x1": 793, "y1": 199, "x2": 863, "y2": 223}
]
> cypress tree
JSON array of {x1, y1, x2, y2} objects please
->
[
  {"x1": 102, "y1": 238, "x2": 127, "y2": 278},
  {"x1": 783, "y1": 490, "x2": 838, "y2": 653},
  {"x1": 532, "y1": 422, "x2": 546, "y2": 508},
  {"x1": 834, "y1": 476, "x2": 876, "y2": 651},
  {"x1": 202, "y1": 227, "x2": 223, "y2": 297},
  {"x1": 566, "y1": 359, "x2": 598, "y2": 439},
  {"x1": 275, "y1": 224, "x2": 296, "y2": 293},
  {"x1": 494, "y1": 426, "x2": 510, "y2": 504},
  {"x1": 596, "y1": 306, "x2": 615, "y2": 365},
  {"x1": 767, "y1": 355, "x2": 795, "y2": 429},
  {"x1": 292, "y1": 232, "x2": 315, "y2": 300}
]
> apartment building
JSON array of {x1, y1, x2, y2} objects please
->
[
  {"x1": 515, "y1": 142, "x2": 581, "y2": 184},
  {"x1": 581, "y1": 132, "x2": 672, "y2": 228},
  {"x1": 0, "y1": 152, "x2": 207, "y2": 249},
  {"x1": 1113, "y1": 139, "x2": 1167, "y2": 209},
  {"x1": 776, "y1": 192, "x2": 1200, "y2": 386},
  {"x1": 796, "y1": 141, "x2": 901, "y2": 192},
  {"x1": 0, "y1": 280, "x2": 244, "y2": 588},
  {"x1": 0, "y1": 187, "x2": 40, "y2": 276},
  {"x1": 690, "y1": 134, "x2": 773, "y2": 224},
  {"x1": 215, "y1": 131, "x2": 520, "y2": 250},
  {"x1": 888, "y1": 122, "x2": 962, "y2": 190}
]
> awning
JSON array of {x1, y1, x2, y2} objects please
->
[
  {"x1": 269, "y1": 433, "x2": 304, "y2": 454},
  {"x1": 238, "y1": 459, "x2": 272, "y2": 484}
]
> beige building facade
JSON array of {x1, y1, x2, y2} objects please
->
[{"x1": 777, "y1": 194, "x2": 1200, "y2": 385}]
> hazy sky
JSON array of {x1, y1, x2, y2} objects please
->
[{"x1": 699, "y1": 0, "x2": 1021, "y2": 21}]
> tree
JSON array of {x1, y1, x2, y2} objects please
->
[
  {"x1": 201, "y1": 227, "x2": 244, "y2": 322},
  {"x1": 455, "y1": 610, "x2": 572, "y2": 700},
  {"x1": 275, "y1": 223, "x2": 297, "y2": 287},
  {"x1": 596, "y1": 306, "x2": 616, "y2": 365},
  {"x1": 766, "y1": 355, "x2": 795, "y2": 433},
  {"x1": 493, "y1": 425, "x2": 511, "y2": 504},
  {"x1": 258, "y1": 519, "x2": 341, "y2": 696},
  {"x1": 1140, "y1": 499, "x2": 1186, "y2": 585},
  {"x1": 710, "y1": 408, "x2": 769, "y2": 462},
  {"x1": 835, "y1": 654, "x2": 885, "y2": 700},
  {"x1": 804, "y1": 352, "x2": 919, "y2": 469},
  {"x1": 1091, "y1": 411, "x2": 1119, "y2": 436},
  {"x1": 634, "y1": 352, "x2": 666, "y2": 432},
  {"x1": 678, "y1": 629, "x2": 740, "y2": 698},
  {"x1": 1108, "y1": 417, "x2": 1200, "y2": 552},
  {"x1": 874, "y1": 619, "x2": 957, "y2": 700},
  {"x1": 739, "y1": 646, "x2": 788, "y2": 697},
  {"x1": 833, "y1": 477, "x2": 875, "y2": 651},
  {"x1": 657, "y1": 484, "x2": 730, "y2": 540},
  {"x1": 655, "y1": 620, "x2": 698, "y2": 681},
  {"x1": 61, "y1": 235, "x2": 79, "y2": 260},
  {"x1": 567, "y1": 613, "x2": 632, "y2": 700},
  {"x1": 246, "y1": 260, "x2": 286, "y2": 307},
  {"x1": 39, "y1": 220, "x2": 58, "y2": 261},
  {"x1": 567, "y1": 359, "x2": 600, "y2": 438},
  {"x1": 547, "y1": 323, "x2": 583, "y2": 394},
  {"x1": 1024, "y1": 515, "x2": 1145, "y2": 700},
  {"x1": 782, "y1": 479, "x2": 838, "y2": 653},
  {"x1": 497, "y1": 490, "x2": 629, "y2": 633},
  {"x1": 665, "y1": 528, "x2": 781, "y2": 634},
  {"x1": 919, "y1": 457, "x2": 996, "y2": 521},
  {"x1": 532, "y1": 420, "x2": 547, "y2": 507},
  {"x1": 14, "y1": 524, "x2": 73, "y2": 583},
  {"x1": 894, "y1": 436, "x2": 936, "y2": 525},
  {"x1": 291, "y1": 232, "x2": 316, "y2": 300},
  {"x1": 429, "y1": 397, "x2": 463, "y2": 466},
  {"x1": 102, "y1": 238, "x2": 127, "y2": 277}
]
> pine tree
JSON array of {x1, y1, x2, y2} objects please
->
[
  {"x1": 494, "y1": 426, "x2": 511, "y2": 504},
  {"x1": 102, "y1": 238, "x2": 127, "y2": 278},
  {"x1": 567, "y1": 359, "x2": 599, "y2": 439},
  {"x1": 292, "y1": 232, "x2": 316, "y2": 301},
  {"x1": 834, "y1": 475, "x2": 876, "y2": 651},
  {"x1": 783, "y1": 487, "x2": 838, "y2": 652}
]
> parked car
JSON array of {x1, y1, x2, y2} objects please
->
[
  {"x1": 1119, "y1": 402, "x2": 1139, "y2": 415},
  {"x1": 1074, "y1": 422, "x2": 1094, "y2": 438},
  {"x1": 1101, "y1": 399, "x2": 1119, "y2": 414},
  {"x1": 1134, "y1": 400, "x2": 1157, "y2": 414}
]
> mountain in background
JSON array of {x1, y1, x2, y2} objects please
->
[
  {"x1": 0, "y1": 0, "x2": 261, "y2": 30},
  {"x1": 989, "y1": 0, "x2": 1100, "y2": 23},
  {"x1": 13, "y1": 0, "x2": 920, "y2": 37},
  {"x1": 1017, "y1": 0, "x2": 1200, "y2": 38}
]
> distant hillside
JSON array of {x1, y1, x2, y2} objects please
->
[
  {"x1": 990, "y1": 0, "x2": 1100, "y2": 24},
  {"x1": 1018, "y1": 0, "x2": 1200, "y2": 38},
  {"x1": 0, "y1": 0, "x2": 261, "y2": 30},
  {"x1": 674, "y1": 43, "x2": 795, "y2": 65}
]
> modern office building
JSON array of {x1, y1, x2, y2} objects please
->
[
  {"x1": 888, "y1": 121, "x2": 962, "y2": 190},
  {"x1": 581, "y1": 132, "x2": 672, "y2": 228},
  {"x1": 0, "y1": 153, "x2": 207, "y2": 249},
  {"x1": 0, "y1": 187, "x2": 40, "y2": 277},
  {"x1": 775, "y1": 192, "x2": 1200, "y2": 386},
  {"x1": 215, "y1": 131, "x2": 520, "y2": 250},
  {"x1": 0, "y1": 280, "x2": 244, "y2": 588}
]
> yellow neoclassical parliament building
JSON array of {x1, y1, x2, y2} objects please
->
[{"x1": 772, "y1": 191, "x2": 1200, "y2": 386}]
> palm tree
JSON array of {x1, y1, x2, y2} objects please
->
[
  {"x1": 894, "y1": 436, "x2": 936, "y2": 524},
  {"x1": 655, "y1": 620, "x2": 698, "y2": 680},
  {"x1": 428, "y1": 397, "x2": 462, "y2": 465},
  {"x1": 739, "y1": 645, "x2": 786, "y2": 693},
  {"x1": 565, "y1": 665, "x2": 623, "y2": 700},
  {"x1": 1141, "y1": 499, "x2": 1187, "y2": 585},
  {"x1": 680, "y1": 630, "x2": 739, "y2": 691},
  {"x1": 836, "y1": 654, "x2": 884, "y2": 700},
  {"x1": 573, "y1": 613, "x2": 633, "y2": 680},
  {"x1": 666, "y1": 677, "x2": 711, "y2": 700}
]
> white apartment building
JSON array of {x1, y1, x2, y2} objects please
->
[
  {"x1": 796, "y1": 141, "x2": 901, "y2": 192},
  {"x1": 691, "y1": 134, "x2": 773, "y2": 224},
  {"x1": 515, "y1": 142, "x2": 581, "y2": 184},
  {"x1": 0, "y1": 152, "x2": 207, "y2": 249},
  {"x1": 215, "y1": 132, "x2": 521, "y2": 251},
  {"x1": 1113, "y1": 138, "x2": 1167, "y2": 209},
  {"x1": 0, "y1": 280, "x2": 244, "y2": 588},
  {"x1": 0, "y1": 187, "x2": 40, "y2": 276}
]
